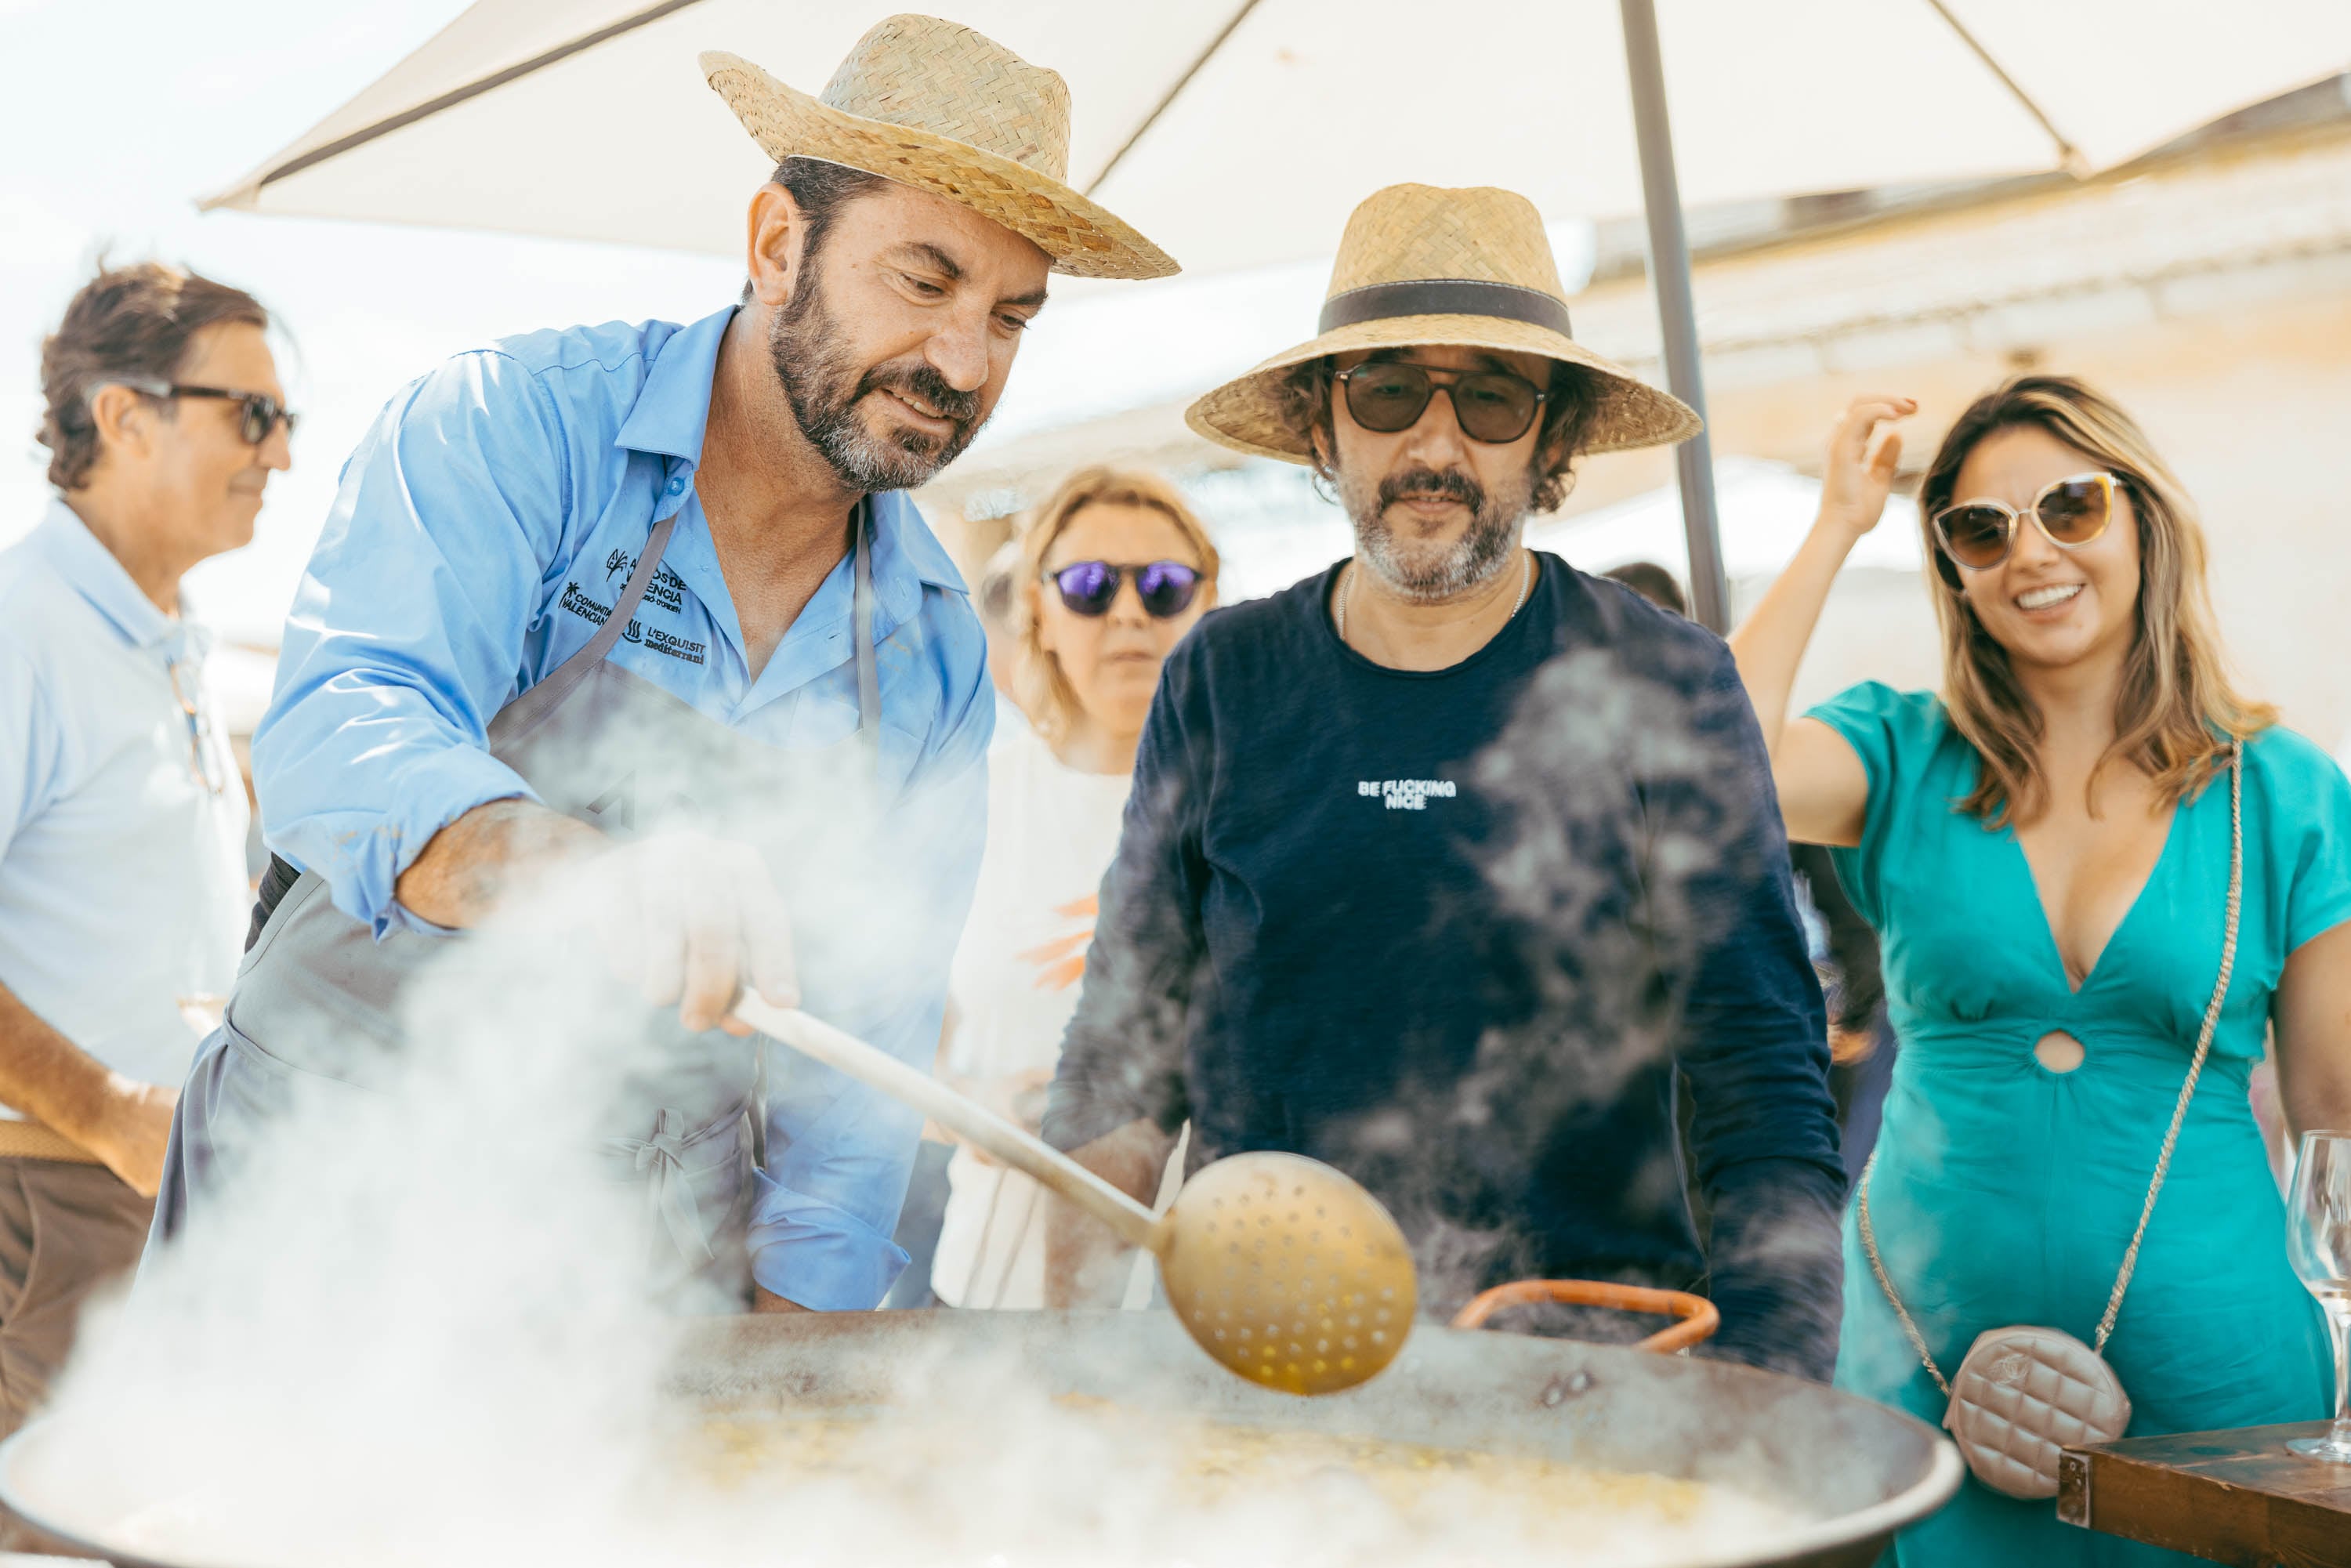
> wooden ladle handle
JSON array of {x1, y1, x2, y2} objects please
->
[
  {"x1": 1450, "y1": 1279, "x2": 1721, "y2": 1355},
  {"x1": 731, "y1": 997, "x2": 1162, "y2": 1251}
]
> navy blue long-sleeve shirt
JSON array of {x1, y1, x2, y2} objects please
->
[{"x1": 1044, "y1": 556, "x2": 1846, "y2": 1380}]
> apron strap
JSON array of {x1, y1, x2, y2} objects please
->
[
  {"x1": 851, "y1": 499, "x2": 882, "y2": 773},
  {"x1": 749, "y1": 1048, "x2": 769, "y2": 1174},
  {"x1": 499, "y1": 510, "x2": 682, "y2": 739},
  {"x1": 505, "y1": 500, "x2": 873, "y2": 754}
]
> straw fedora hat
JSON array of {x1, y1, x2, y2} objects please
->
[
  {"x1": 701, "y1": 16, "x2": 1175, "y2": 282},
  {"x1": 1187, "y1": 184, "x2": 1698, "y2": 462}
]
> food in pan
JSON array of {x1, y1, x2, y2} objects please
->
[{"x1": 695, "y1": 1396, "x2": 1798, "y2": 1548}]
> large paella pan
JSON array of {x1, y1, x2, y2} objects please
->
[{"x1": 0, "y1": 1305, "x2": 1958, "y2": 1568}]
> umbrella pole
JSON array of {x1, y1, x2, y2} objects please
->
[{"x1": 1617, "y1": 0, "x2": 1730, "y2": 634}]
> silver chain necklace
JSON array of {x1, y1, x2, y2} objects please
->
[{"x1": 1335, "y1": 549, "x2": 1531, "y2": 644}]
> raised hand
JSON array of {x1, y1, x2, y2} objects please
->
[
  {"x1": 1817, "y1": 394, "x2": 1917, "y2": 539},
  {"x1": 1726, "y1": 391, "x2": 1922, "y2": 836}
]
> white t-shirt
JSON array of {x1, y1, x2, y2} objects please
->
[
  {"x1": 0, "y1": 502, "x2": 251, "y2": 1108},
  {"x1": 931, "y1": 721, "x2": 1132, "y2": 1308}
]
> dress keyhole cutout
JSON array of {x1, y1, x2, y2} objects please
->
[{"x1": 2034, "y1": 1030, "x2": 2086, "y2": 1074}]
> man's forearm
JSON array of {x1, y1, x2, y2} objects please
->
[
  {"x1": 1701, "y1": 1158, "x2": 1846, "y2": 1383},
  {"x1": 0, "y1": 980, "x2": 148, "y2": 1151},
  {"x1": 393, "y1": 798, "x2": 603, "y2": 929}
]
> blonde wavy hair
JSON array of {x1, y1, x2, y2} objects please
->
[
  {"x1": 1919, "y1": 375, "x2": 2272, "y2": 825},
  {"x1": 1013, "y1": 466, "x2": 1220, "y2": 745}
]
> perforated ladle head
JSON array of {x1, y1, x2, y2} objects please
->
[
  {"x1": 735, "y1": 1002, "x2": 1418, "y2": 1396},
  {"x1": 1156, "y1": 1151, "x2": 1418, "y2": 1396}
]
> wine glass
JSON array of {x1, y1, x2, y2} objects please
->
[{"x1": 2286, "y1": 1130, "x2": 2351, "y2": 1461}]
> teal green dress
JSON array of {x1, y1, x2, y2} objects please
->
[{"x1": 1809, "y1": 684, "x2": 2351, "y2": 1567}]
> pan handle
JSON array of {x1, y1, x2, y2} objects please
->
[{"x1": 1449, "y1": 1279, "x2": 1720, "y2": 1354}]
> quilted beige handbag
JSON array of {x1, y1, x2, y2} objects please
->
[{"x1": 1857, "y1": 746, "x2": 2242, "y2": 1501}]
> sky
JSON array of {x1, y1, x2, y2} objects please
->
[{"x1": 0, "y1": 0, "x2": 1599, "y2": 650}]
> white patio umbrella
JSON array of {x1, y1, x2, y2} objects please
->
[{"x1": 200, "y1": 0, "x2": 2351, "y2": 626}]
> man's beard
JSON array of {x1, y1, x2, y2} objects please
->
[
  {"x1": 767, "y1": 273, "x2": 984, "y2": 492},
  {"x1": 1342, "y1": 461, "x2": 1531, "y2": 601}
]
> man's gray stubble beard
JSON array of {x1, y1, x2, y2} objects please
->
[
  {"x1": 766, "y1": 272, "x2": 984, "y2": 494},
  {"x1": 1342, "y1": 464, "x2": 1532, "y2": 603}
]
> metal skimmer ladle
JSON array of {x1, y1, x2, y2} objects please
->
[{"x1": 734, "y1": 1000, "x2": 1418, "y2": 1396}]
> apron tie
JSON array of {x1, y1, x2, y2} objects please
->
[{"x1": 610, "y1": 1108, "x2": 715, "y2": 1267}]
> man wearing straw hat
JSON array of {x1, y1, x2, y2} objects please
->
[
  {"x1": 149, "y1": 16, "x2": 1175, "y2": 1315},
  {"x1": 1044, "y1": 185, "x2": 1846, "y2": 1378}
]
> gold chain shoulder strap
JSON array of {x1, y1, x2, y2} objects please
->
[{"x1": 1858, "y1": 744, "x2": 2244, "y2": 1394}]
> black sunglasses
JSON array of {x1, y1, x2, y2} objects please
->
[
  {"x1": 1335, "y1": 360, "x2": 1548, "y2": 444},
  {"x1": 1045, "y1": 559, "x2": 1202, "y2": 618},
  {"x1": 110, "y1": 377, "x2": 297, "y2": 446}
]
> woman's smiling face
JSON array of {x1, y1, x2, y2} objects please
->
[{"x1": 1946, "y1": 424, "x2": 2142, "y2": 675}]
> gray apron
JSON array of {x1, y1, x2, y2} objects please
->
[{"x1": 155, "y1": 505, "x2": 883, "y2": 1298}]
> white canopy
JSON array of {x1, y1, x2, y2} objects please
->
[{"x1": 201, "y1": 0, "x2": 2351, "y2": 278}]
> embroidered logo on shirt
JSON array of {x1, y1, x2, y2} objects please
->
[
  {"x1": 1357, "y1": 779, "x2": 1458, "y2": 811},
  {"x1": 557, "y1": 583, "x2": 706, "y2": 664},
  {"x1": 640, "y1": 625, "x2": 707, "y2": 665},
  {"x1": 560, "y1": 581, "x2": 610, "y2": 627},
  {"x1": 602, "y1": 549, "x2": 687, "y2": 615}
]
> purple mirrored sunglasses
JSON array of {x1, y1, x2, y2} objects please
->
[{"x1": 1045, "y1": 559, "x2": 1202, "y2": 618}]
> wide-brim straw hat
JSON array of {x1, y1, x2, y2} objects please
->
[
  {"x1": 701, "y1": 15, "x2": 1175, "y2": 282},
  {"x1": 1187, "y1": 184, "x2": 1698, "y2": 462}
]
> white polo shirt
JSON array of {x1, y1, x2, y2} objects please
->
[{"x1": 0, "y1": 500, "x2": 251, "y2": 1108}]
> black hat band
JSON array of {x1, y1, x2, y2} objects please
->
[{"x1": 1317, "y1": 278, "x2": 1571, "y2": 339}]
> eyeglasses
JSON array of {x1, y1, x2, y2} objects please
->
[
  {"x1": 1932, "y1": 472, "x2": 2118, "y2": 571},
  {"x1": 1334, "y1": 360, "x2": 1548, "y2": 444},
  {"x1": 1045, "y1": 560, "x2": 1203, "y2": 619},
  {"x1": 167, "y1": 658, "x2": 228, "y2": 797},
  {"x1": 107, "y1": 377, "x2": 297, "y2": 446}
]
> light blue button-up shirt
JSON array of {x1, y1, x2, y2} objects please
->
[
  {"x1": 0, "y1": 503, "x2": 251, "y2": 1100},
  {"x1": 252, "y1": 306, "x2": 992, "y2": 1309}
]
